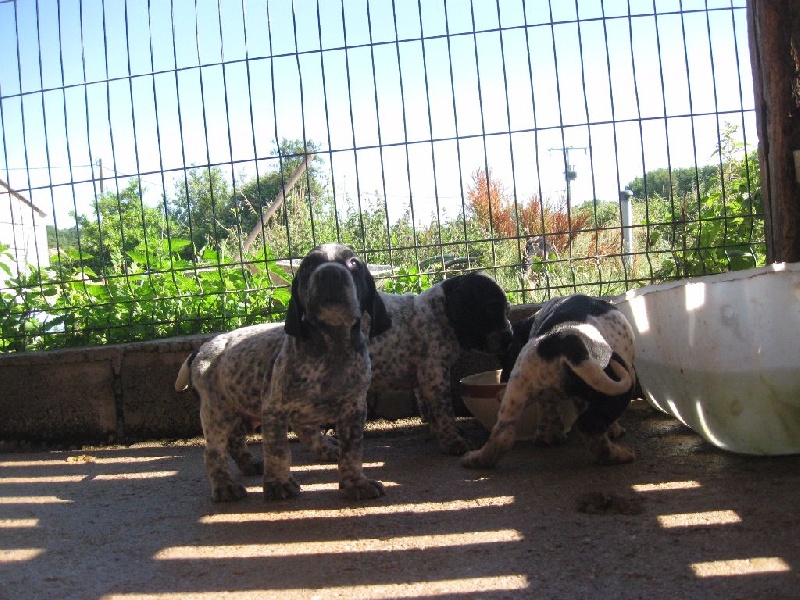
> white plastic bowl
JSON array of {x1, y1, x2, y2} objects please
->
[
  {"x1": 460, "y1": 370, "x2": 539, "y2": 440},
  {"x1": 614, "y1": 262, "x2": 800, "y2": 455}
]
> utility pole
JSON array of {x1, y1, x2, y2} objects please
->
[
  {"x1": 548, "y1": 146, "x2": 587, "y2": 209},
  {"x1": 96, "y1": 158, "x2": 104, "y2": 194},
  {"x1": 619, "y1": 189, "x2": 634, "y2": 265}
]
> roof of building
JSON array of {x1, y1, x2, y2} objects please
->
[{"x1": 0, "y1": 178, "x2": 47, "y2": 218}]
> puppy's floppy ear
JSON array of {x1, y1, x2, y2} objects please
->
[
  {"x1": 440, "y1": 274, "x2": 466, "y2": 327},
  {"x1": 284, "y1": 275, "x2": 309, "y2": 338},
  {"x1": 361, "y1": 269, "x2": 392, "y2": 338}
]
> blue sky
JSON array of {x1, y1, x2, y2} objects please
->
[{"x1": 0, "y1": 0, "x2": 754, "y2": 229}]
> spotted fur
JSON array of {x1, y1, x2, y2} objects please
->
[
  {"x1": 365, "y1": 272, "x2": 513, "y2": 455},
  {"x1": 176, "y1": 270, "x2": 512, "y2": 495},
  {"x1": 461, "y1": 294, "x2": 636, "y2": 469},
  {"x1": 263, "y1": 243, "x2": 391, "y2": 502},
  {"x1": 176, "y1": 243, "x2": 391, "y2": 502}
]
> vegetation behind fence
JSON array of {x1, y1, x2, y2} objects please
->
[{"x1": 0, "y1": 1, "x2": 762, "y2": 352}]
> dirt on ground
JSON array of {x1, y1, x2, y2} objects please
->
[{"x1": 1, "y1": 400, "x2": 799, "y2": 599}]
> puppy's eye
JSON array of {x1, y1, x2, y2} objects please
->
[{"x1": 348, "y1": 257, "x2": 360, "y2": 269}]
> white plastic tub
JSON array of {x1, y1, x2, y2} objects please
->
[{"x1": 614, "y1": 262, "x2": 800, "y2": 455}]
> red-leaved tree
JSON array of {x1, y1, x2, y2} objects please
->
[{"x1": 467, "y1": 168, "x2": 588, "y2": 255}]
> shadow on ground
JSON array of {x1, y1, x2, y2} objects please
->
[{"x1": 1, "y1": 401, "x2": 798, "y2": 599}]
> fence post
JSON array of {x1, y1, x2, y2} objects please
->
[
  {"x1": 747, "y1": 0, "x2": 800, "y2": 263},
  {"x1": 619, "y1": 189, "x2": 634, "y2": 264}
]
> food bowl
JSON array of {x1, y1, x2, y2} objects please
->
[
  {"x1": 614, "y1": 262, "x2": 800, "y2": 455},
  {"x1": 460, "y1": 370, "x2": 539, "y2": 440}
]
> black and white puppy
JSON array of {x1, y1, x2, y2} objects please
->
[
  {"x1": 176, "y1": 243, "x2": 391, "y2": 502},
  {"x1": 461, "y1": 294, "x2": 636, "y2": 469},
  {"x1": 176, "y1": 322, "x2": 306, "y2": 502},
  {"x1": 262, "y1": 243, "x2": 391, "y2": 501},
  {"x1": 367, "y1": 272, "x2": 513, "y2": 455}
]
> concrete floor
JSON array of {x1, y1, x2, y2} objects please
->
[{"x1": 1, "y1": 401, "x2": 799, "y2": 599}]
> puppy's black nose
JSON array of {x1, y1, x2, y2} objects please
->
[{"x1": 313, "y1": 263, "x2": 353, "y2": 301}]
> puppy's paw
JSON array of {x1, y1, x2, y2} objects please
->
[
  {"x1": 341, "y1": 478, "x2": 385, "y2": 501},
  {"x1": 211, "y1": 483, "x2": 247, "y2": 503},
  {"x1": 460, "y1": 450, "x2": 496, "y2": 469},
  {"x1": 438, "y1": 435, "x2": 472, "y2": 456},
  {"x1": 608, "y1": 421, "x2": 626, "y2": 439},
  {"x1": 263, "y1": 477, "x2": 301, "y2": 501},
  {"x1": 239, "y1": 460, "x2": 263, "y2": 477},
  {"x1": 605, "y1": 443, "x2": 636, "y2": 464},
  {"x1": 584, "y1": 434, "x2": 636, "y2": 465}
]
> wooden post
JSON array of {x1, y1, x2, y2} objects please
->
[
  {"x1": 238, "y1": 153, "x2": 315, "y2": 257},
  {"x1": 747, "y1": 0, "x2": 800, "y2": 263}
]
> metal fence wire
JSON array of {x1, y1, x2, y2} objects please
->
[{"x1": 0, "y1": 0, "x2": 761, "y2": 352}]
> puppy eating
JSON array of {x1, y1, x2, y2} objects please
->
[
  {"x1": 461, "y1": 294, "x2": 636, "y2": 469},
  {"x1": 367, "y1": 272, "x2": 513, "y2": 455}
]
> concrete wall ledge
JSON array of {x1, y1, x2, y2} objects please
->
[
  {"x1": 0, "y1": 335, "x2": 211, "y2": 446},
  {"x1": 0, "y1": 304, "x2": 539, "y2": 447}
]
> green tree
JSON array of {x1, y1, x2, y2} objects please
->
[
  {"x1": 633, "y1": 125, "x2": 764, "y2": 278},
  {"x1": 626, "y1": 164, "x2": 718, "y2": 203},
  {"x1": 573, "y1": 200, "x2": 620, "y2": 229},
  {"x1": 69, "y1": 179, "x2": 170, "y2": 276},
  {"x1": 169, "y1": 167, "x2": 233, "y2": 258},
  {"x1": 232, "y1": 139, "x2": 327, "y2": 256}
]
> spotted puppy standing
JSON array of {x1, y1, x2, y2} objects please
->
[
  {"x1": 367, "y1": 272, "x2": 513, "y2": 455},
  {"x1": 175, "y1": 323, "x2": 334, "y2": 502},
  {"x1": 176, "y1": 243, "x2": 391, "y2": 502},
  {"x1": 263, "y1": 243, "x2": 392, "y2": 502},
  {"x1": 461, "y1": 294, "x2": 636, "y2": 469}
]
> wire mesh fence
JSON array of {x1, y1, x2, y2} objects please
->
[{"x1": 0, "y1": 0, "x2": 761, "y2": 352}]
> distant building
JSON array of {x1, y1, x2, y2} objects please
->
[{"x1": 0, "y1": 179, "x2": 49, "y2": 288}]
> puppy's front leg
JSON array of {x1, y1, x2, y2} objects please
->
[
  {"x1": 574, "y1": 394, "x2": 635, "y2": 465},
  {"x1": 416, "y1": 365, "x2": 472, "y2": 456},
  {"x1": 533, "y1": 389, "x2": 569, "y2": 446},
  {"x1": 261, "y1": 411, "x2": 300, "y2": 501},
  {"x1": 336, "y1": 401, "x2": 385, "y2": 501},
  {"x1": 461, "y1": 372, "x2": 533, "y2": 469}
]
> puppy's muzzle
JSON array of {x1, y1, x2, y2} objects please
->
[{"x1": 305, "y1": 263, "x2": 361, "y2": 328}]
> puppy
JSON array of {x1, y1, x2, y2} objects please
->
[
  {"x1": 176, "y1": 243, "x2": 391, "y2": 502},
  {"x1": 263, "y1": 243, "x2": 390, "y2": 502},
  {"x1": 175, "y1": 323, "x2": 332, "y2": 502},
  {"x1": 177, "y1": 269, "x2": 512, "y2": 490},
  {"x1": 367, "y1": 272, "x2": 513, "y2": 455},
  {"x1": 461, "y1": 294, "x2": 636, "y2": 469}
]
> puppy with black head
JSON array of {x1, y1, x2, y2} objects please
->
[
  {"x1": 366, "y1": 271, "x2": 513, "y2": 455},
  {"x1": 263, "y1": 243, "x2": 391, "y2": 501},
  {"x1": 461, "y1": 294, "x2": 636, "y2": 469}
]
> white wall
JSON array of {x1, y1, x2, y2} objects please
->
[{"x1": 0, "y1": 190, "x2": 49, "y2": 288}]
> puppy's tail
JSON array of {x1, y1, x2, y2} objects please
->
[
  {"x1": 174, "y1": 352, "x2": 197, "y2": 392},
  {"x1": 565, "y1": 355, "x2": 633, "y2": 397}
]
